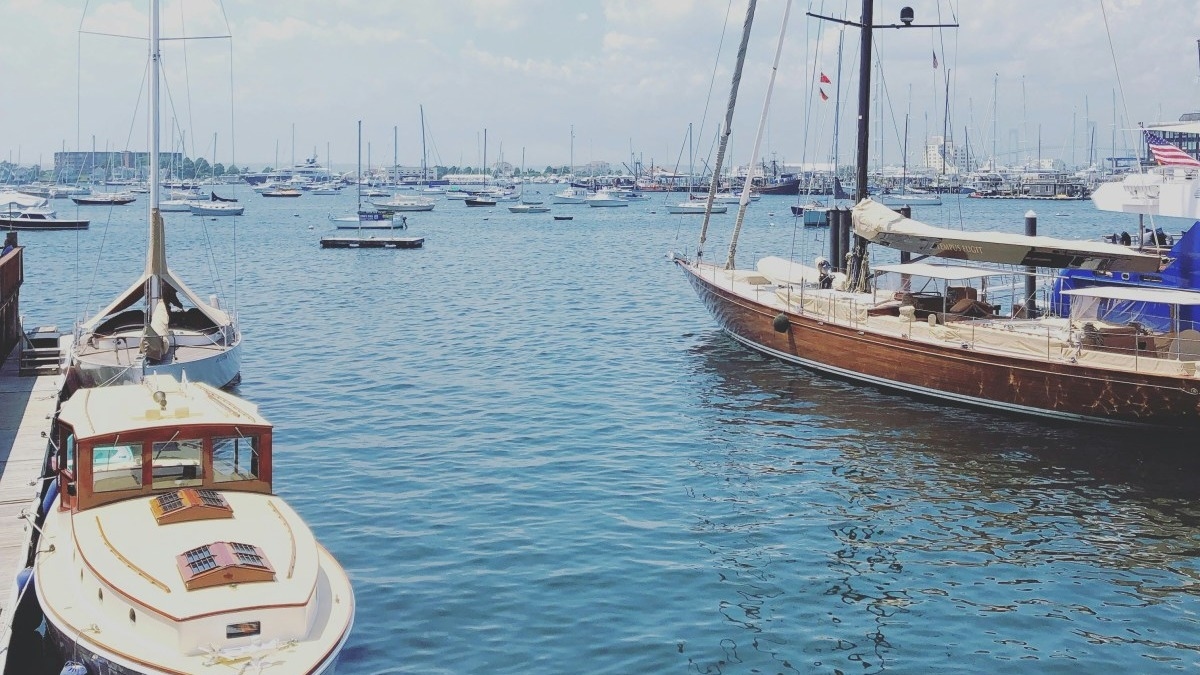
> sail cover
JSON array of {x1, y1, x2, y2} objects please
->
[{"x1": 852, "y1": 198, "x2": 1161, "y2": 273}]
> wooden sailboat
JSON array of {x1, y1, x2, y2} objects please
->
[
  {"x1": 674, "y1": 0, "x2": 1200, "y2": 427},
  {"x1": 64, "y1": 2, "x2": 241, "y2": 392}
]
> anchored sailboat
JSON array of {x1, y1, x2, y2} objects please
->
[{"x1": 64, "y1": 1, "x2": 241, "y2": 391}]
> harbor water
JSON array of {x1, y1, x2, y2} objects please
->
[{"x1": 17, "y1": 191, "x2": 1200, "y2": 673}]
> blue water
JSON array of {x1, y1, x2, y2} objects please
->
[{"x1": 17, "y1": 191, "x2": 1200, "y2": 673}]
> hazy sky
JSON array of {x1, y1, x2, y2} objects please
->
[{"x1": 2, "y1": 0, "x2": 1198, "y2": 173}]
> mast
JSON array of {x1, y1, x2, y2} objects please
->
[
  {"x1": 146, "y1": 0, "x2": 164, "y2": 278},
  {"x1": 725, "y1": 0, "x2": 792, "y2": 271},
  {"x1": 853, "y1": 0, "x2": 873, "y2": 202},
  {"x1": 356, "y1": 120, "x2": 362, "y2": 213},
  {"x1": 420, "y1": 104, "x2": 428, "y2": 183}
]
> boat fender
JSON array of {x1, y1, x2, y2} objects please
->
[
  {"x1": 60, "y1": 662, "x2": 88, "y2": 675},
  {"x1": 773, "y1": 313, "x2": 790, "y2": 333},
  {"x1": 12, "y1": 567, "x2": 43, "y2": 632},
  {"x1": 39, "y1": 478, "x2": 59, "y2": 522}
]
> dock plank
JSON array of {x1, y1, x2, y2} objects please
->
[{"x1": 0, "y1": 349, "x2": 59, "y2": 672}]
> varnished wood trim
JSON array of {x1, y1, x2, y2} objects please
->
[{"x1": 270, "y1": 499, "x2": 297, "y2": 578}]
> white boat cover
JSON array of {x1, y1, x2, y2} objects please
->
[
  {"x1": 757, "y1": 256, "x2": 823, "y2": 285},
  {"x1": 851, "y1": 198, "x2": 1161, "y2": 273},
  {"x1": 1060, "y1": 285, "x2": 1200, "y2": 306},
  {"x1": 80, "y1": 268, "x2": 231, "y2": 332},
  {"x1": 0, "y1": 191, "x2": 48, "y2": 209}
]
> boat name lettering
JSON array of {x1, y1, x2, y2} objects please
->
[{"x1": 934, "y1": 242, "x2": 984, "y2": 255}]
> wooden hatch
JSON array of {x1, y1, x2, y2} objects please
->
[
  {"x1": 176, "y1": 541, "x2": 275, "y2": 590},
  {"x1": 150, "y1": 488, "x2": 234, "y2": 525}
]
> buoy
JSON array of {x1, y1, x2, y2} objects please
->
[
  {"x1": 772, "y1": 313, "x2": 790, "y2": 333},
  {"x1": 61, "y1": 660, "x2": 88, "y2": 675}
]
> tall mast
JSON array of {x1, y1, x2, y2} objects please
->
[
  {"x1": 420, "y1": 104, "x2": 428, "y2": 183},
  {"x1": 853, "y1": 0, "x2": 873, "y2": 202},
  {"x1": 724, "y1": 0, "x2": 790, "y2": 270},
  {"x1": 146, "y1": 0, "x2": 165, "y2": 277}
]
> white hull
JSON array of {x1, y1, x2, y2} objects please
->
[
  {"x1": 67, "y1": 331, "x2": 242, "y2": 389},
  {"x1": 668, "y1": 202, "x2": 728, "y2": 214},
  {"x1": 190, "y1": 204, "x2": 244, "y2": 216}
]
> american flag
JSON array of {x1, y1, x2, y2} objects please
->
[{"x1": 1145, "y1": 131, "x2": 1200, "y2": 167}]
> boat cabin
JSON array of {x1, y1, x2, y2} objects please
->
[{"x1": 52, "y1": 376, "x2": 272, "y2": 513}]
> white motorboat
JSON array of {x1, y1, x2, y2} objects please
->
[
  {"x1": 551, "y1": 186, "x2": 589, "y2": 204},
  {"x1": 667, "y1": 200, "x2": 728, "y2": 214},
  {"x1": 586, "y1": 189, "x2": 629, "y2": 207},
  {"x1": 63, "y1": 0, "x2": 241, "y2": 391},
  {"x1": 0, "y1": 194, "x2": 90, "y2": 230},
  {"x1": 35, "y1": 375, "x2": 355, "y2": 674},
  {"x1": 509, "y1": 204, "x2": 550, "y2": 213}
]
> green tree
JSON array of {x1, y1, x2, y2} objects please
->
[
  {"x1": 193, "y1": 158, "x2": 211, "y2": 179},
  {"x1": 181, "y1": 157, "x2": 196, "y2": 179},
  {"x1": 226, "y1": 164, "x2": 240, "y2": 175},
  {"x1": 213, "y1": 163, "x2": 225, "y2": 176}
]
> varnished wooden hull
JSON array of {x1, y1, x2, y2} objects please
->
[{"x1": 678, "y1": 259, "x2": 1200, "y2": 427}]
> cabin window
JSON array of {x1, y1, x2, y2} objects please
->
[
  {"x1": 212, "y1": 436, "x2": 259, "y2": 482},
  {"x1": 92, "y1": 442, "x2": 143, "y2": 493},
  {"x1": 226, "y1": 621, "x2": 261, "y2": 638},
  {"x1": 151, "y1": 439, "x2": 204, "y2": 488},
  {"x1": 64, "y1": 434, "x2": 76, "y2": 476}
]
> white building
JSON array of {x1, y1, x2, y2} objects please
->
[{"x1": 923, "y1": 136, "x2": 961, "y2": 174}]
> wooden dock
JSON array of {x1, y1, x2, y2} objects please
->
[
  {"x1": 0, "y1": 347, "x2": 58, "y2": 672},
  {"x1": 320, "y1": 236, "x2": 425, "y2": 249}
]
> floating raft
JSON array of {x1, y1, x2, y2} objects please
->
[
  {"x1": 320, "y1": 236, "x2": 425, "y2": 249},
  {"x1": 553, "y1": 215, "x2": 573, "y2": 221}
]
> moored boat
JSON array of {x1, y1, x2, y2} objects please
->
[
  {"x1": 63, "y1": 0, "x2": 241, "y2": 391},
  {"x1": 35, "y1": 375, "x2": 355, "y2": 674},
  {"x1": 72, "y1": 191, "x2": 137, "y2": 205},
  {"x1": 675, "y1": 0, "x2": 1200, "y2": 428}
]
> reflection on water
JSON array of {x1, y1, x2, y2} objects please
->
[{"x1": 681, "y1": 330, "x2": 1200, "y2": 673}]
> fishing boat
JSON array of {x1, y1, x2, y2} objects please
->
[
  {"x1": 63, "y1": 0, "x2": 241, "y2": 391},
  {"x1": 674, "y1": 1, "x2": 1200, "y2": 427},
  {"x1": 34, "y1": 375, "x2": 355, "y2": 674}
]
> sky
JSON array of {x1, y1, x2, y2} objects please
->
[{"x1": 2, "y1": 0, "x2": 1199, "y2": 174}]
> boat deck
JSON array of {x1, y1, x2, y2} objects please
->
[{"x1": 0, "y1": 347, "x2": 60, "y2": 672}]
